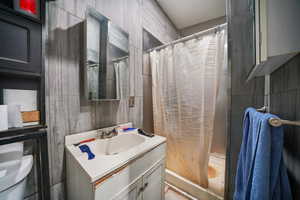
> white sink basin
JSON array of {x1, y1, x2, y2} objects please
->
[
  {"x1": 65, "y1": 124, "x2": 166, "y2": 183},
  {"x1": 88, "y1": 133, "x2": 146, "y2": 156}
]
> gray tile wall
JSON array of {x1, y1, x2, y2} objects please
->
[
  {"x1": 226, "y1": 0, "x2": 265, "y2": 199},
  {"x1": 142, "y1": 53, "x2": 154, "y2": 133},
  {"x1": 270, "y1": 54, "x2": 300, "y2": 199},
  {"x1": 180, "y1": 16, "x2": 226, "y2": 37},
  {"x1": 42, "y1": 0, "x2": 179, "y2": 199}
]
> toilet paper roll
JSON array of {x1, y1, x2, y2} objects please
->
[
  {"x1": 7, "y1": 104, "x2": 23, "y2": 128},
  {"x1": 0, "y1": 105, "x2": 8, "y2": 131}
]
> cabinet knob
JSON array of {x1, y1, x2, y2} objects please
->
[
  {"x1": 138, "y1": 187, "x2": 144, "y2": 195},
  {"x1": 138, "y1": 182, "x2": 149, "y2": 195}
]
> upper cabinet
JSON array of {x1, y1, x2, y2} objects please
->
[
  {"x1": 0, "y1": 0, "x2": 46, "y2": 129},
  {"x1": 247, "y1": 0, "x2": 300, "y2": 80},
  {"x1": 0, "y1": 0, "x2": 44, "y2": 75},
  {"x1": 0, "y1": 10, "x2": 42, "y2": 74}
]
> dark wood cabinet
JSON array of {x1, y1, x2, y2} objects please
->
[
  {"x1": 0, "y1": 1, "x2": 50, "y2": 199},
  {"x1": 0, "y1": 9, "x2": 42, "y2": 74}
]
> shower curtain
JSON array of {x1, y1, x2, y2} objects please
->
[
  {"x1": 114, "y1": 58, "x2": 129, "y2": 99},
  {"x1": 150, "y1": 26, "x2": 227, "y2": 188}
]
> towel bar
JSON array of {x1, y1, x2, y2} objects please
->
[
  {"x1": 268, "y1": 118, "x2": 300, "y2": 127},
  {"x1": 257, "y1": 107, "x2": 300, "y2": 127}
]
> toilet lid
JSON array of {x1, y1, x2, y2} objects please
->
[{"x1": 0, "y1": 155, "x2": 33, "y2": 192}]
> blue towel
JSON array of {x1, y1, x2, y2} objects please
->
[{"x1": 234, "y1": 108, "x2": 292, "y2": 200}]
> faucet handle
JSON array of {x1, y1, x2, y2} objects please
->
[
  {"x1": 109, "y1": 128, "x2": 118, "y2": 136},
  {"x1": 98, "y1": 128, "x2": 118, "y2": 139}
]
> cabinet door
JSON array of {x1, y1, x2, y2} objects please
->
[
  {"x1": 0, "y1": 9, "x2": 41, "y2": 73},
  {"x1": 142, "y1": 160, "x2": 165, "y2": 200},
  {"x1": 112, "y1": 178, "x2": 143, "y2": 200}
]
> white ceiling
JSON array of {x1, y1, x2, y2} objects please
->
[{"x1": 156, "y1": 0, "x2": 226, "y2": 29}]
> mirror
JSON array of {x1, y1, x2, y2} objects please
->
[{"x1": 84, "y1": 8, "x2": 129, "y2": 101}]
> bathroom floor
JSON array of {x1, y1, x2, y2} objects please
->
[
  {"x1": 165, "y1": 185, "x2": 192, "y2": 200},
  {"x1": 208, "y1": 153, "x2": 226, "y2": 197}
]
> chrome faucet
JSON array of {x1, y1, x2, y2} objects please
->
[{"x1": 98, "y1": 128, "x2": 118, "y2": 139}]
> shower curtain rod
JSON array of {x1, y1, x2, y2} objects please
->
[{"x1": 146, "y1": 23, "x2": 227, "y2": 53}]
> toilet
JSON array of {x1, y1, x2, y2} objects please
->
[{"x1": 0, "y1": 143, "x2": 33, "y2": 200}]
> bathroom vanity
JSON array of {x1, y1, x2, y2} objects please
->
[{"x1": 65, "y1": 124, "x2": 166, "y2": 200}]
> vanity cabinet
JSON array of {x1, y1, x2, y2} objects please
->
[
  {"x1": 112, "y1": 160, "x2": 164, "y2": 200},
  {"x1": 141, "y1": 161, "x2": 165, "y2": 200},
  {"x1": 113, "y1": 178, "x2": 143, "y2": 200},
  {"x1": 66, "y1": 142, "x2": 166, "y2": 200},
  {"x1": 247, "y1": 0, "x2": 300, "y2": 80}
]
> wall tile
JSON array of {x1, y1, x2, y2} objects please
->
[
  {"x1": 116, "y1": 99, "x2": 130, "y2": 124},
  {"x1": 268, "y1": 57, "x2": 300, "y2": 199},
  {"x1": 228, "y1": 0, "x2": 252, "y2": 18},
  {"x1": 229, "y1": 16, "x2": 265, "y2": 96},
  {"x1": 135, "y1": 48, "x2": 144, "y2": 97},
  {"x1": 24, "y1": 193, "x2": 38, "y2": 200},
  {"x1": 94, "y1": 101, "x2": 120, "y2": 128},
  {"x1": 47, "y1": 96, "x2": 69, "y2": 185},
  {"x1": 129, "y1": 96, "x2": 143, "y2": 128},
  {"x1": 141, "y1": 0, "x2": 179, "y2": 44},
  {"x1": 51, "y1": 0, "x2": 95, "y2": 19},
  {"x1": 284, "y1": 56, "x2": 300, "y2": 91},
  {"x1": 125, "y1": 0, "x2": 143, "y2": 49},
  {"x1": 51, "y1": 182, "x2": 65, "y2": 200},
  {"x1": 231, "y1": 95, "x2": 264, "y2": 116},
  {"x1": 143, "y1": 75, "x2": 154, "y2": 132},
  {"x1": 66, "y1": 95, "x2": 95, "y2": 134},
  {"x1": 47, "y1": 4, "x2": 83, "y2": 98},
  {"x1": 95, "y1": 0, "x2": 126, "y2": 31},
  {"x1": 143, "y1": 53, "x2": 151, "y2": 76},
  {"x1": 129, "y1": 45, "x2": 136, "y2": 97},
  {"x1": 270, "y1": 66, "x2": 286, "y2": 94}
]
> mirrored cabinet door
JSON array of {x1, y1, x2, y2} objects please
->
[{"x1": 84, "y1": 8, "x2": 129, "y2": 101}]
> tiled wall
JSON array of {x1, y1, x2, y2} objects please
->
[
  {"x1": 180, "y1": 16, "x2": 226, "y2": 37},
  {"x1": 226, "y1": 0, "x2": 265, "y2": 199},
  {"x1": 270, "y1": 54, "x2": 300, "y2": 199},
  {"x1": 29, "y1": 0, "x2": 179, "y2": 199}
]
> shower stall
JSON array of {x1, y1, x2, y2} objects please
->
[{"x1": 144, "y1": 24, "x2": 228, "y2": 198}]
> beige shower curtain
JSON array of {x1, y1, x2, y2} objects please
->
[
  {"x1": 150, "y1": 26, "x2": 227, "y2": 188},
  {"x1": 114, "y1": 58, "x2": 129, "y2": 99}
]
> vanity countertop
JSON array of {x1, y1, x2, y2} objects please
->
[{"x1": 65, "y1": 129, "x2": 166, "y2": 183}]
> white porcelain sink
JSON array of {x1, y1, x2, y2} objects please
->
[
  {"x1": 89, "y1": 133, "x2": 146, "y2": 156},
  {"x1": 65, "y1": 124, "x2": 166, "y2": 183}
]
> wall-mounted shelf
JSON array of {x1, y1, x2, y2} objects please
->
[
  {"x1": 247, "y1": 53, "x2": 298, "y2": 81},
  {"x1": 0, "y1": 68, "x2": 42, "y2": 79},
  {"x1": 247, "y1": 0, "x2": 300, "y2": 81},
  {"x1": 0, "y1": 125, "x2": 46, "y2": 138}
]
